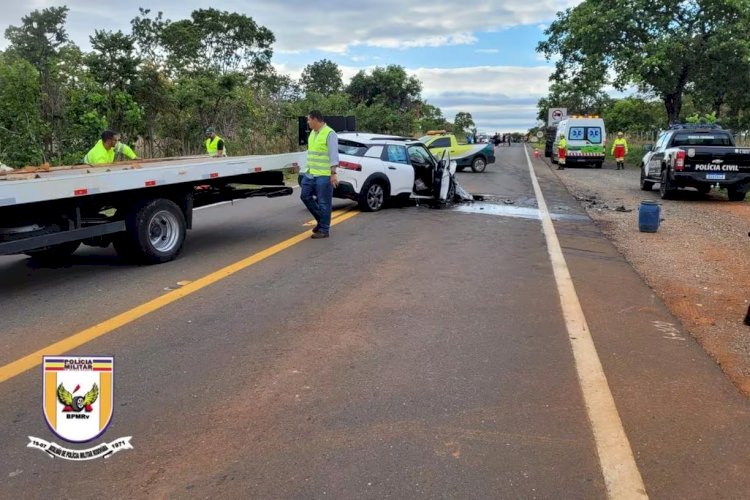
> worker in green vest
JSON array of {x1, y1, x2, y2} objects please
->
[
  {"x1": 84, "y1": 130, "x2": 137, "y2": 165},
  {"x1": 204, "y1": 127, "x2": 226, "y2": 157},
  {"x1": 301, "y1": 110, "x2": 339, "y2": 239}
]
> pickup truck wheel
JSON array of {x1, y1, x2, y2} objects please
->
[
  {"x1": 25, "y1": 241, "x2": 81, "y2": 263},
  {"x1": 727, "y1": 188, "x2": 746, "y2": 202},
  {"x1": 470, "y1": 156, "x2": 487, "y2": 173},
  {"x1": 116, "y1": 198, "x2": 186, "y2": 264},
  {"x1": 640, "y1": 168, "x2": 654, "y2": 191},
  {"x1": 659, "y1": 169, "x2": 677, "y2": 200},
  {"x1": 358, "y1": 178, "x2": 387, "y2": 212}
]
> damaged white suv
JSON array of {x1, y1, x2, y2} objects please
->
[{"x1": 334, "y1": 133, "x2": 467, "y2": 211}]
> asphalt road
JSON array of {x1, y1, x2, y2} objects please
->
[{"x1": 1, "y1": 144, "x2": 749, "y2": 498}]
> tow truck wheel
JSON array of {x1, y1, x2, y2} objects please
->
[
  {"x1": 116, "y1": 198, "x2": 186, "y2": 264},
  {"x1": 471, "y1": 156, "x2": 486, "y2": 173}
]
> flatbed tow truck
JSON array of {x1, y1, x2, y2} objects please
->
[{"x1": 0, "y1": 153, "x2": 303, "y2": 264}]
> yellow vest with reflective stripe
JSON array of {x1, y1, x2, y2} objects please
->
[
  {"x1": 611, "y1": 137, "x2": 628, "y2": 154},
  {"x1": 558, "y1": 138, "x2": 567, "y2": 149},
  {"x1": 307, "y1": 125, "x2": 333, "y2": 176},
  {"x1": 84, "y1": 140, "x2": 137, "y2": 165},
  {"x1": 205, "y1": 135, "x2": 226, "y2": 156}
]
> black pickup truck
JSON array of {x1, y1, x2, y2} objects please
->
[{"x1": 640, "y1": 124, "x2": 750, "y2": 200}]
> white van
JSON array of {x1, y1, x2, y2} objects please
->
[{"x1": 553, "y1": 116, "x2": 607, "y2": 168}]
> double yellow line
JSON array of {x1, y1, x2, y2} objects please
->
[{"x1": 0, "y1": 209, "x2": 359, "y2": 384}]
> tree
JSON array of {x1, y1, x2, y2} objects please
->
[
  {"x1": 601, "y1": 97, "x2": 665, "y2": 134},
  {"x1": 537, "y1": 0, "x2": 750, "y2": 124},
  {"x1": 4, "y1": 6, "x2": 69, "y2": 73},
  {"x1": 346, "y1": 65, "x2": 422, "y2": 110},
  {"x1": 130, "y1": 8, "x2": 167, "y2": 66},
  {"x1": 4, "y1": 6, "x2": 76, "y2": 163},
  {"x1": 453, "y1": 112, "x2": 475, "y2": 136},
  {"x1": 159, "y1": 8, "x2": 275, "y2": 76},
  {"x1": 300, "y1": 59, "x2": 343, "y2": 95},
  {"x1": 416, "y1": 102, "x2": 450, "y2": 132},
  {"x1": 0, "y1": 54, "x2": 45, "y2": 166}
]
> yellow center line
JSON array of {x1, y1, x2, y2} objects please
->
[
  {"x1": 303, "y1": 205, "x2": 355, "y2": 226},
  {"x1": 0, "y1": 210, "x2": 360, "y2": 384}
]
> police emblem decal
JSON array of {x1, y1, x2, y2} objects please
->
[{"x1": 27, "y1": 356, "x2": 132, "y2": 460}]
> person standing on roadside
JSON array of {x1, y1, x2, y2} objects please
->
[
  {"x1": 301, "y1": 110, "x2": 338, "y2": 239},
  {"x1": 557, "y1": 133, "x2": 567, "y2": 170},
  {"x1": 611, "y1": 131, "x2": 629, "y2": 170}
]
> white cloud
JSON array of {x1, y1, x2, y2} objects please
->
[
  {"x1": 475, "y1": 49, "x2": 500, "y2": 54},
  {"x1": 1, "y1": 0, "x2": 582, "y2": 53},
  {"x1": 414, "y1": 65, "x2": 553, "y2": 132}
]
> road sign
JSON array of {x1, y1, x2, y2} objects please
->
[
  {"x1": 548, "y1": 107, "x2": 567, "y2": 125},
  {"x1": 536, "y1": 131, "x2": 544, "y2": 139}
]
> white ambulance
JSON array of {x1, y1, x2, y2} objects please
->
[{"x1": 552, "y1": 115, "x2": 607, "y2": 168}]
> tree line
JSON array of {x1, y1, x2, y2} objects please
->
[
  {"x1": 0, "y1": 7, "x2": 475, "y2": 168},
  {"x1": 536, "y1": 0, "x2": 750, "y2": 135}
]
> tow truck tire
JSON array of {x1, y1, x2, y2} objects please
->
[
  {"x1": 727, "y1": 188, "x2": 746, "y2": 202},
  {"x1": 115, "y1": 198, "x2": 186, "y2": 264},
  {"x1": 640, "y1": 168, "x2": 654, "y2": 191},
  {"x1": 660, "y1": 168, "x2": 677, "y2": 200},
  {"x1": 470, "y1": 156, "x2": 487, "y2": 173},
  {"x1": 25, "y1": 241, "x2": 81, "y2": 263},
  {"x1": 358, "y1": 178, "x2": 388, "y2": 212}
]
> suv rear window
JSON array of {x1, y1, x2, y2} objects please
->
[
  {"x1": 671, "y1": 133, "x2": 733, "y2": 147},
  {"x1": 338, "y1": 139, "x2": 368, "y2": 156}
]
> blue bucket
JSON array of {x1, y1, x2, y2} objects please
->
[{"x1": 639, "y1": 201, "x2": 660, "y2": 232}]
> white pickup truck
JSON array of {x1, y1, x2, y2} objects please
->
[{"x1": 0, "y1": 153, "x2": 302, "y2": 264}]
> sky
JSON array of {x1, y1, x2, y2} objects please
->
[{"x1": 0, "y1": 0, "x2": 583, "y2": 133}]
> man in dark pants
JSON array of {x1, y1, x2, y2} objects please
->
[{"x1": 300, "y1": 110, "x2": 339, "y2": 239}]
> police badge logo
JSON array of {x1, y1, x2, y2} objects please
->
[
  {"x1": 43, "y1": 356, "x2": 113, "y2": 442},
  {"x1": 27, "y1": 356, "x2": 132, "y2": 460}
]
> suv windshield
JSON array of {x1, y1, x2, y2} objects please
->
[{"x1": 672, "y1": 133, "x2": 734, "y2": 147}]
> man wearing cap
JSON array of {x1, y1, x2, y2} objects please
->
[
  {"x1": 84, "y1": 130, "x2": 137, "y2": 165},
  {"x1": 611, "y1": 132, "x2": 629, "y2": 170},
  {"x1": 205, "y1": 127, "x2": 226, "y2": 157}
]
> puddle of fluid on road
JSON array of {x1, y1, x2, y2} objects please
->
[{"x1": 452, "y1": 201, "x2": 589, "y2": 222}]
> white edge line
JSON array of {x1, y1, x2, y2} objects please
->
[{"x1": 523, "y1": 146, "x2": 648, "y2": 499}]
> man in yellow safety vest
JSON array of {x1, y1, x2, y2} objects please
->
[
  {"x1": 301, "y1": 110, "x2": 339, "y2": 239},
  {"x1": 204, "y1": 127, "x2": 226, "y2": 157},
  {"x1": 83, "y1": 130, "x2": 137, "y2": 165}
]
